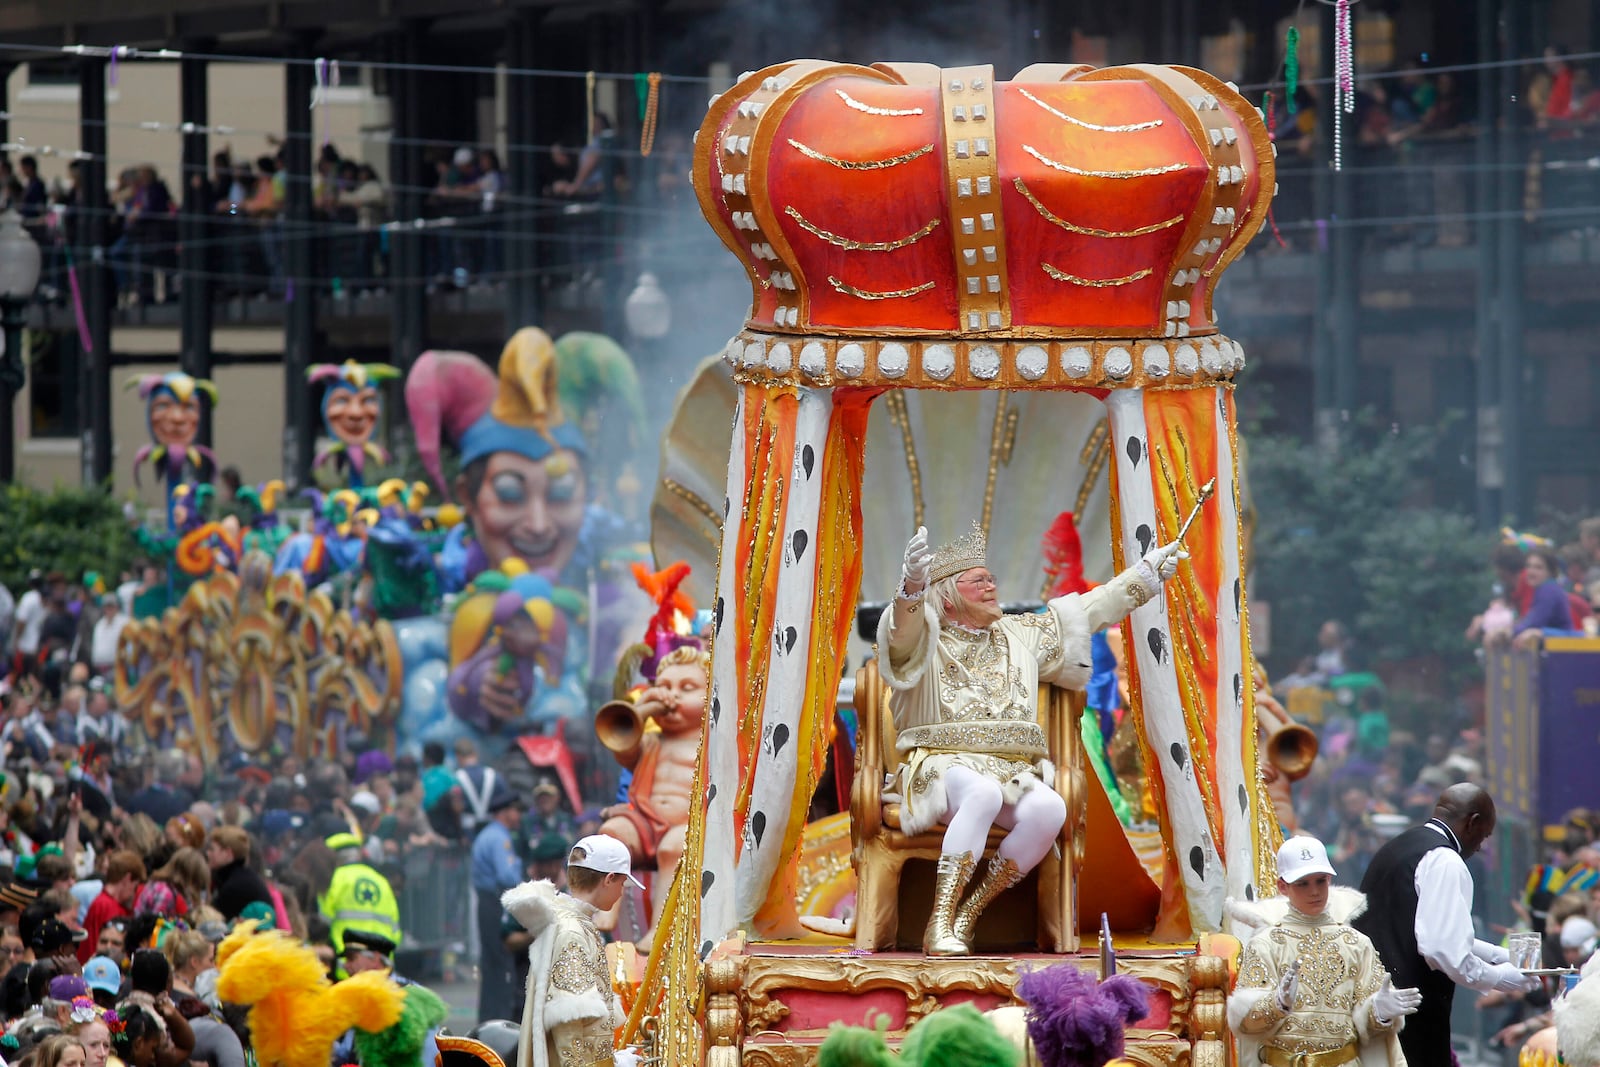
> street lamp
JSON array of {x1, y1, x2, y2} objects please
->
[
  {"x1": 623, "y1": 271, "x2": 672, "y2": 341},
  {"x1": 0, "y1": 209, "x2": 43, "y2": 482}
]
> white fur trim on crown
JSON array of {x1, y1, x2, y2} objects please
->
[
  {"x1": 501, "y1": 879, "x2": 558, "y2": 936},
  {"x1": 543, "y1": 989, "x2": 612, "y2": 1028},
  {"x1": 1225, "y1": 886, "x2": 1369, "y2": 938}
]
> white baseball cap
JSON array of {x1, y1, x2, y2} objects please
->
[
  {"x1": 570, "y1": 834, "x2": 646, "y2": 890},
  {"x1": 348, "y1": 790, "x2": 382, "y2": 816},
  {"x1": 1277, "y1": 836, "x2": 1337, "y2": 884}
]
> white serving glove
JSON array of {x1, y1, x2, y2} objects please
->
[
  {"x1": 1276, "y1": 959, "x2": 1301, "y2": 1011},
  {"x1": 1488, "y1": 961, "x2": 1541, "y2": 994},
  {"x1": 1370, "y1": 975, "x2": 1422, "y2": 1022},
  {"x1": 900, "y1": 525, "x2": 933, "y2": 598}
]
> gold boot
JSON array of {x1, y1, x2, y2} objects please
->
[
  {"x1": 924, "y1": 851, "x2": 977, "y2": 956},
  {"x1": 951, "y1": 855, "x2": 1023, "y2": 949}
]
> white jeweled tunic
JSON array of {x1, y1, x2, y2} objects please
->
[
  {"x1": 1233, "y1": 907, "x2": 1397, "y2": 1059},
  {"x1": 875, "y1": 572, "x2": 1146, "y2": 836}
]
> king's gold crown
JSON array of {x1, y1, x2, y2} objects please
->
[{"x1": 930, "y1": 523, "x2": 989, "y2": 584}]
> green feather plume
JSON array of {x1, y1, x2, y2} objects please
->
[
  {"x1": 818, "y1": 1023, "x2": 897, "y2": 1067},
  {"x1": 352, "y1": 984, "x2": 449, "y2": 1067},
  {"x1": 898, "y1": 1005, "x2": 1018, "y2": 1067}
]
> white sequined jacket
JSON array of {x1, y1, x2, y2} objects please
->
[
  {"x1": 1227, "y1": 888, "x2": 1406, "y2": 1067},
  {"x1": 503, "y1": 880, "x2": 622, "y2": 1067}
]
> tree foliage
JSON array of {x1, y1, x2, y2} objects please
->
[
  {"x1": 1247, "y1": 414, "x2": 1492, "y2": 691},
  {"x1": 0, "y1": 483, "x2": 142, "y2": 592}
]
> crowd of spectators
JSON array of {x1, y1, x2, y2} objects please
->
[
  {"x1": 1265, "y1": 516, "x2": 1600, "y2": 1059},
  {"x1": 0, "y1": 106, "x2": 696, "y2": 309}
]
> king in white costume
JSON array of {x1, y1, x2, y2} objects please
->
[
  {"x1": 877, "y1": 522, "x2": 1184, "y2": 955},
  {"x1": 1227, "y1": 837, "x2": 1420, "y2": 1067}
]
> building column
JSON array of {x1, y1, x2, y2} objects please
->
[
  {"x1": 78, "y1": 57, "x2": 112, "y2": 487},
  {"x1": 388, "y1": 22, "x2": 426, "y2": 373},
  {"x1": 1474, "y1": 0, "x2": 1503, "y2": 528},
  {"x1": 505, "y1": 10, "x2": 544, "y2": 331},
  {"x1": 1496, "y1": 0, "x2": 1527, "y2": 523},
  {"x1": 282, "y1": 50, "x2": 318, "y2": 489},
  {"x1": 1330, "y1": 163, "x2": 1359, "y2": 416},
  {"x1": 0, "y1": 63, "x2": 11, "y2": 150},
  {"x1": 179, "y1": 52, "x2": 214, "y2": 449}
]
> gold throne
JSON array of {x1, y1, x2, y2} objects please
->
[{"x1": 849, "y1": 657, "x2": 1087, "y2": 953}]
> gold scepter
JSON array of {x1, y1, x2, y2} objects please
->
[{"x1": 1174, "y1": 478, "x2": 1217, "y2": 545}]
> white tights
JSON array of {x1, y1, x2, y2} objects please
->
[{"x1": 939, "y1": 764, "x2": 1067, "y2": 873}]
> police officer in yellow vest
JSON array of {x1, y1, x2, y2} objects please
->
[{"x1": 319, "y1": 831, "x2": 402, "y2": 976}]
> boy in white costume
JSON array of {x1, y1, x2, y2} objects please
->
[
  {"x1": 1228, "y1": 837, "x2": 1421, "y2": 1067},
  {"x1": 502, "y1": 835, "x2": 642, "y2": 1067}
]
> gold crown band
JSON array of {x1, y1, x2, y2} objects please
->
[{"x1": 930, "y1": 522, "x2": 988, "y2": 584}]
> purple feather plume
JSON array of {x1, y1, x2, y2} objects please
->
[{"x1": 1016, "y1": 966, "x2": 1150, "y2": 1067}]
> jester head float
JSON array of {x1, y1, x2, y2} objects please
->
[
  {"x1": 405, "y1": 327, "x2": 645, "y2": 583},
  {"x1": 407, "y1": 329, "x2": 588, "y2": 581},
  {"x1": 308, "y1": 361, "x2": 402, "y2": 487},
  {"x1": 127, "y1": 372, "x2": 218, "y2": 488}
]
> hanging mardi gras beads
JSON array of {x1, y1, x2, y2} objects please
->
[
  {"x1": 1285, "y1": 28, "x2": 1300, "y2": 116},
  {"x1": 1332, "y1": 0, "x2": 1356, "y2": 170}
]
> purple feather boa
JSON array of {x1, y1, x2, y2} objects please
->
[{"x1": 1017, "y1": 966, "x2": 1150, "y2": 1067}]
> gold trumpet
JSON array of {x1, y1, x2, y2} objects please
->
[
  {"x1": 595, "y1": 698, "x2": 670, "y2": 754},
  {"x1": 1265, "y1": 721, "x2": 1320, "y2": 781}
]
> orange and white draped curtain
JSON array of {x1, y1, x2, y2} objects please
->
[
  {"x1": 1105, "y1": 384, "x2": 1271, "y2": 937},
  {"x1": 700, "y1": 382, "x2": 876, "y2": 943},
  {"x1": 694, "y1": 379, "x2": 1268, "y2": 949}
]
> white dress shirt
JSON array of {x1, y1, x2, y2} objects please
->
[
  {"x1": 1414, "y1": 821, "x2": 1525, "y2": 992},
  {"x1": 90, "y1": 613, "x2": 127, "y2": 670}
]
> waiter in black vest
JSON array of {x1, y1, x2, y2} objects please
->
[{"x1": 1353, "y1": 784, "x2": 1538, "y2": 1067}]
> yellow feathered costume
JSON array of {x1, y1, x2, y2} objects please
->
[{"x1": 215, "y1": 922, "x2": 405, "y2": 1067}]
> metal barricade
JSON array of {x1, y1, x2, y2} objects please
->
[{"x1": 395, "y1": 843, "x2": 471, "y2": 970}]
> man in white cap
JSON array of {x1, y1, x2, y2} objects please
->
[
  {"x1": 502, "y1": 835, "x2": 643, "y2": 1067},
  {"x1": 1228, "y1": 836, "x2": 1422, "y2": 1067}
]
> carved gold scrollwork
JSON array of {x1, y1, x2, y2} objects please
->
[
  {"x1": 112, "y1": 551, "x2": 401, "y2": 765},
  {"x1": 718, "y1": 945, "x2": 1227, "y2": 1067}
]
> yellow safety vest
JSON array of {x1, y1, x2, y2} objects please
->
[{"x1": 319, "y1": 861, "x2": 402, "y2": 956}]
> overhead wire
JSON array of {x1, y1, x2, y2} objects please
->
[
  {"x1": 0, "y1": 35, "x2": 1594, "y2": 97},
  {"x1": 0, "y1": 41, "x2": 718, "y2": 85}
]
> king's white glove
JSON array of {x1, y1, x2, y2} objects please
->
[
  {"x1": 613, "y1": 1050, "x2": 641, "y2": 1067},
  {"x1": 1145, "y1": 541, "x2": 1189, "y2": 581},
  {"x1": 1276, "y1": 959, "x2": 1301, "y2": 1011},
  {"x1": 1489, "y1": 962, "x2": 1540, "y2": 994},
  {"x1": 1370, "y1": 975, "x2": 1422, "y2": 1022},
  {"x1": 900, "y1": 525, "x2": 933, "y2": 597}
]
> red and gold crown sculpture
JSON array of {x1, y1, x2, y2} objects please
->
[{"x1": 694, "y1": 61, "x2": 1273, "y2": 390}]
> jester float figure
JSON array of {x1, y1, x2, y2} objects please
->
[
  {"x1": 402, "y1": 328, "x2": 649, "y2": 745},
  {"x1": 886, "y1": 521, "x2": 1184, "y2": 954},
  {"x1": 128, "y1": 372, "x2": 218, "y2": 518},
  {"x1": 308, "y1": 361, "x2": 402, "y2": 488}
]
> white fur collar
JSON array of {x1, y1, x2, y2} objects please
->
[
  {"x1": 1226, "y1": 886, "x2": 1369, "y2": 939},
  {"x1": 502, "y1": 879, "x2": 558, "y2": 937}
]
